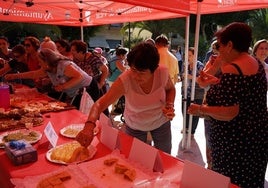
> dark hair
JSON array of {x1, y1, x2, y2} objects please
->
[
  {"x1": 12, "y1": 44, "x2": 26, "y2": 55},
  {"x1": 70, "y1": 40, "x2": 87, "y2": 54},
  {"x1": 214, "y1": 22, "x2": 252, "y2": 53},
  {"x1": 55, "y1": 39, "x2": 71, "y2": 52},
  {"x1": 115, "y1": 47, "x2": 128, "y2": 56},
  {"x1": 24, "y1": 36, "x2": 40, "y2": 51},
  {"x1": 155, "y1": 34, "x2": 170, "y2": 46},
  {"x1": 127, "y1": 42, "x2": 159, "y2": 73},
  {"x1": 145, "y1": 38, "x2": 155, "y2": 46}
]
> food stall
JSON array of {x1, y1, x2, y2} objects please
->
[{"x1": 0, "y1": 85, "x2": 238, "y2": 188}]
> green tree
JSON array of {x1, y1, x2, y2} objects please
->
[
  {"x1": 120, "y1": 19, "x2": 185, "y2": 45},
  {"x1": 0, "y1": 22, "x2": 102, "y2": 46},
  {"x1": 0, "y1": 22, "x2": 61, "y2": 47},
  {"x1": 58, "y1": 25, "x2": 102, "y2": 42},
  {"x1": 247, "y1": 9, "x2": 268, "y2": 41}
]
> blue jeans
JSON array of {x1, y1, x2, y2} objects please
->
[{"x1": 125, "y1": 121, "x2": 172, "y2": 154}]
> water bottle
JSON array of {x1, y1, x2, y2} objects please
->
[{"x1": 0, "y1": 84, "x2": 10, "y2": 110}]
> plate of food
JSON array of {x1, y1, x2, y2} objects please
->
[
  {"x1": 46, "y1": 141, "x2": 97, "y2": 165},
  {"x1": 0, "y1": 129, "x2": 42, "y2": 148},
  {"x1": 60, "y1": 124, "x2": 99, "y2": 139}
]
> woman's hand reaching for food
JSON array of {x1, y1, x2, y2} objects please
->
[{"x1": 75, "y1": 121, "x2": 95, "y2": 147}]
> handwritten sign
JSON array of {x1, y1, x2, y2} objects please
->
[{"x1": 44, "y1": 121, "x2": 58, "y2": 148}]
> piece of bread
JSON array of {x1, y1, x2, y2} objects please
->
[
  {"x1": 50, "y1": 141, "x2": 89, "y2": 163},
  {"x1": 114, "y1": 163, "x2": 129, "y2": 174},
  {"x1": 104, "y1": 158, "x2": 118, "y2": 166},
  {"x1": 124, "y1": 169, "x2": 137, "y2": 181},
  {"x1": 37, "y1": 171, "x2": 71, "y2": 188}
]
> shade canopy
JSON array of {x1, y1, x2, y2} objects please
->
[
  {"x1": 0, "y1": 0, "x2": 188, "y2": 26},
  {"x1": 114, "y1": 0, "x2": 268, "y2": 15},
  {"x1": 1, "y1": 0, "x2": 267, "y2": 26}
]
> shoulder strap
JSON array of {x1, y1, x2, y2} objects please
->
[{"x1": 230, "y1": 63, "x2": 243, "y2": 75}]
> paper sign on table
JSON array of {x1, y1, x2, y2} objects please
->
[
  {"x1": 44, "y1": 121, "x2": 58, "y2": 148},
  {"x1": 128, "y1": 138, "x2": 164, "y2": 172},
  {"x1": 99, "y1": 113, "x2": 113, "y2": 127},
  {"x1": 100, "y1": 123, "x2": 120, "y2": 150},
  {"x1": 181, "y1": 160, "x2": 230, "y2": 188}
]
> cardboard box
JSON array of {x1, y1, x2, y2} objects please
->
[{"x1": 5, "y1": 140, "x2": 37, "y2": 166}]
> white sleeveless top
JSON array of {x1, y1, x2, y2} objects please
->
[{"x1": 119, "y1": 65, "x2": 169, "y2": 131}]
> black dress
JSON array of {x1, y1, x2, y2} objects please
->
[{"x1": 206, "y1": 62, "x2": 268, "y2": 188}]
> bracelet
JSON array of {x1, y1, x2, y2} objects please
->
[{"x1": 85, "y1": 120, "x2": 96, "y2": 127}]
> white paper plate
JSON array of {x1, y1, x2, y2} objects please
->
[
  {"x1": 46, "y1": 142, "x2": 97, "y2": 165},
  {"x1": 60, "y1": 124, "x2": 99, "y2": 139},
  {"x1": 0, "y1": 129, "x2": 42, "y2": 148}
]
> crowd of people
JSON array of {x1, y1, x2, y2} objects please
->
[{"x1": 0, "y1": 21, "x2": 267, "y2": 188}]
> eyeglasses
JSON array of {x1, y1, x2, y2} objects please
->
[{"x1": 24, "y1": 43, "x2": 31, "y2": 47}]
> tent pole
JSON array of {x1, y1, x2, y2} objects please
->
[
  {"x1": 186, "y1": 0, "x2": 202, "y2": 149},
  {"x1": 128, "y1": 22, "x2": 131, "y2": 50},
  {"x1": 181, "y1": 15, "x2": 190, "y2": 149},
  {"x1": 80, "y1": 25, "x2": 84, "y2": 42}
]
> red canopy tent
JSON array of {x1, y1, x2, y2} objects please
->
[
  {"x1": 1, "y1": 0, "x2": 267, "y2": 148},
  {"x1": 113, "y1": 0, "x2": 268, "y2": 148},
  {"x1": 0, "y1": 0, "x2": 188, "y2": 26},
  {"x1": 114, "y1": 0, "x2": 268, "y2": 14}
]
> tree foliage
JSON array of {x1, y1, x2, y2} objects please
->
[
  {"x1": 0, "y1": 22, "x2": 61, "y2": 47},
  {"x1": 0, "y1": 22, "x2": 102, "y2": 47},
  {"x1": 58, "y1": 25, "x2": 102, "y2": 42},
  {"x1": 247, "y1": 9, "x2": 268, "y2": 42}
]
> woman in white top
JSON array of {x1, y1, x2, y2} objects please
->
[
  {"x1": 76, "y1": 42, "x2": 176, "y2": 154},
  {"x1": 252, "y1": 39, "x2": 268, "y2": 86}
]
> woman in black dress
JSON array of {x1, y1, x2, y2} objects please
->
[{"x1": 188, "y1": 22, "x2": 267, "y2": 188}]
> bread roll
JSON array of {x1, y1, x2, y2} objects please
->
[
  {"x1": 124, "y1": 169, "x2": 136, "y2": 181},
  {"x1": 114, "y1": 163, "x2": 129, "y2": 174},
  {"x1": 104, "y1": 158, "x2": 118, "y2": 166},
  {"x1": 37, "y1": 171, "x2": 71, "y2": 188},
  {"x1": 50, "y1": 141, "x2": 89, "y2": 163}
]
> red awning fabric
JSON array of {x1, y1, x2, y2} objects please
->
[
  {"x1": 188, "y1": 0, "x2": 268, "y2": 15},
  {"x1": 114, "y1": 0, "x2": 268, "y2": 15},
  {"x1": 0, "y1": 0, "x2": 188, "y2": 26},
  {"x1": 1, "y1": 0, "x2": 267, "y2": 26}
]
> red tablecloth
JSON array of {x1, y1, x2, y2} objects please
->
[{"x1": 0, "y1": 109, "x2": 239, "y2": 188}]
